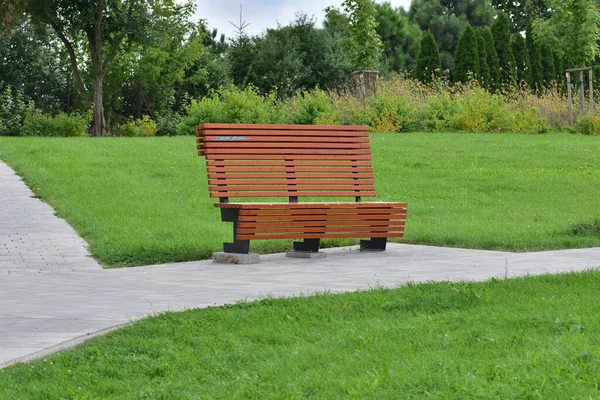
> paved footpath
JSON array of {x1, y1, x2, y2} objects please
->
[{"x1": 1, "y1": 161, "x2": 599, "y2": 369}]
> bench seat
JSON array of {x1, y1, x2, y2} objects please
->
[{"x1": 215, "y1": 202, "x2": 407, "y2": 240}]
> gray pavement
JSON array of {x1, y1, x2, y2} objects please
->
[{"x1": 1, "y1": 161, "x2": 600, "y2": 369}]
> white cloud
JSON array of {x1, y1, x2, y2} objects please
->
[{"x1": 194, "y1": 0, "x2": 413, "y2": 40}]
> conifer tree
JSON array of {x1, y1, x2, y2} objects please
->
[
  {"x1": 512, "y1": 33, "x2": 530, "y2": 86},
  {"x1": 414, "y1": 30, "x2": 441, "y2": 84},
  {"x1": 491, "y1": 12, "x2": 516, "y2": 87},
  {"x1": 526, "y1": 23, "x2": 543, "y2": 93},
  {"x1": 541, "y1": 44, "x2": 556, "y2": 89},
  {"x1": 482, "y1": 27, "x2": 500, "y2": 91},
  {"x1": 475, "y1": 28, "x2": 490, "y2": 88},
  {"x1": 454, "y1": 23, "x2": 479, "y2": 84}
]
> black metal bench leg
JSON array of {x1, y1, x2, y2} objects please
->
[
  {"x1": 293, "y1": 238, "x2": 321, "y2": 253},
  {"x1": 360, "y1": 237, "x2": 387, "y2": 251},
  {"x1": 220, "y1": 209, "x2": 250, "y2": 254}
]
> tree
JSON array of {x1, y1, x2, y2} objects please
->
[
  {"x1": 454, "y1": 23, "x2": 479, "y2": 83},
  {"x1": 491, "y1": 12, "x2": 516, "y2": 87},
  {"x1": 482, "y1": 27, "x2": 500, "y2": 90},
  {"x1": 532, "y1": 0, "x2": 600, "y2": 67},
  {"x1": 414, "y1": 30, "x2": 441, "y2": 83},
  {"x1": 540, "y1": 44, "x2": 556, "y2": 89},
  {"x1": 103, "y1": 4, "x2": 204, "y2": 121},
  {"x1": 236, "y1": 13, "x2": 351, "y2": 97},
  {"x1": 491, "y1": 0, "x2": 551, "y2": 32},
  {"x1": 374, "y1": 2, "x2": 422, "y2": 72},
  {"x1": 0, "y1": 18, "x2": 65, "y2": 112},
  {"x1": 475, "y1": 28, "x2": 490, "y2": 87},
  {"x1": 0, "y1": 0, "x2": 196, "y2": 136},
  {"x1": 326, "y1": 0, "x2": 383, "y2": 70},
  {"x1": 511, "y1": 33, "x2": 530, "y2": 86},
  {"x1": 409, "y1": 0, "x2": 495, "y2": 73},
  {"x1": 526, "y1": 22, "x2": 543, "y2": 92}
]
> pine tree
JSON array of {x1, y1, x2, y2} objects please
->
[
  {"x1": 454, "y1": 23, "x2": 479, "y2": 84},
  {"x1": 414, "y1": 30, "x2": 441, "y2": 84},
  {"x1": 482, "y1": 27, "x2": 500, "y2": 91},
  {"x1": 541, "y1": 44, "x2": 556, "y2": 90},
  {"x1": 475, "y1": 28, "x2": 490, "y2": 88},
  {"x1": 491, "y1": 12, "x2": 516, "y2": 88},
  {"x1": 512, "y1": 33, "x2": 530, "y2": 86},
  {"x1": 526, "y1": 23, "x2": 543, "y2": 93}
]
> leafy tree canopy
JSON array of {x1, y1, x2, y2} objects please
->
[{"x1": 532, "y1": 0, "x2": 600, "y2": 67}]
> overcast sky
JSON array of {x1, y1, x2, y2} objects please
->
[{"x1": 194, "y1": 1, "x2": 413, "y2": 40}]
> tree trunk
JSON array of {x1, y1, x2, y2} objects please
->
[{"x1": 91, "y1": 73, "x2": 106, "y2": 137}]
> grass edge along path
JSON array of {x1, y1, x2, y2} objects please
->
[
  {"x1": 0, "y1": 132, "x2": 599, "y2": 268},
  {"x1": 2, "y1": 271, "x2": 600, "y2": 398}
]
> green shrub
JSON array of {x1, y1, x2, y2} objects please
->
[
  {"x1": 0, "y1": 85, "x2": 35, "y2": 136},
  {"x1": 510, "y1": 107, "x2": 548, "y2": 134},
  {"x1": 119, "y1": 116, "x2": 157, "y2": 137},
  {"x1": 364, "y1": 92, "x2": 415, "y2": 132},
  {"x1": 21, "y1": 111, "x2": 90, "y2": 137},
  {"x1": 291, "y1": 88, "x2": 339, "y2": 125},
  {"x1": 450, "y1": 88, "x2": 510, "y2": 132},
  {"x1": 417, "y1": 93, "x2": 460, "y2": 132},
  {"x1": 156, "y1": 112, "x2": 181, "y2": 136},
  {"x1": 575, "y1": 114, "x2": 600, "y2": 135},
  {"x1": 177, "y1": 86, "x2": 289, "y2": 135}
]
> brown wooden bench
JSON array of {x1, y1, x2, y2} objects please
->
[{"x1": 196, "y1": 123, "x2": 407, "y2": 255}]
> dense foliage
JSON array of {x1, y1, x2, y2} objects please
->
[{"x1": 1, "y1": 0, "x2": 599, "y2": 136}]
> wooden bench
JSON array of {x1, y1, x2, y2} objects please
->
[{"x1": 196, "y1": 123, "x2": 407, "y2": 256}]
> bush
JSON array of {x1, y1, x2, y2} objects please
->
[
  {"x1": 291, "y1": 88, "x2": 340, "y2": 125},
  {"x1": 363, "y1": 92, "x2": 415, "y2": 133},
  {"x1": 417, "y1": 93, "x2": 460, "y2": 132},
  {"x1": 21, "y1": 111, "x2": 90, "y2": 137},
  {"x1": 510, "y1": 107, "x2": 548, "y2": 134},
  {"x1": 450, "y1": 87, "x2": 510, "y2": 132},
  {"x1": 0, "y1": 85, "x2": 35, "y2": 136},
  {"x1": 119, "y1": 116, "x2": 157, "y2": 137},
  {"x1": 177, "y1": 86, "x2": 290, "y2": 135},
  {"x1": 575, "y1": 114, "x2": 600, "y2": 135},
  {"x1": 156, "y1": 112, "x2": 181, "y2": 136}
]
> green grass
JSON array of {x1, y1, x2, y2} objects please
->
[
  {"x1": 0, "y1": 132, "x2": 599, "y2": 268},
  {"x1": 3, "y1": 271, "x2": 600, "y2": 398}
]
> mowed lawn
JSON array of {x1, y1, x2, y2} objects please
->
[
  {"x1": 0, "y1": 132, "x2": 599, "y2": 267},
  {"x1": 2, "y1": 271, "x2": 600, "y2": 398}
]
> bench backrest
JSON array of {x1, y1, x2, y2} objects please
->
[{"x1": 196, "y1": 123, "x2": 376, "y2": 201}]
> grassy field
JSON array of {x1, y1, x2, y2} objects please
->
[
  {"x1": 2, "y1": 271, "x2": 600, "y2": 398},
  {"x1": 0, "y1": 132, "x2": 599, "y2": 267}
]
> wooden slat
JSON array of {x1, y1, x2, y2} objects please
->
[
  {"x1": 198, "y1": 136, "x2": 370, "y2": 143},
  {"x1": 236, "y1": 231, "x2": 405, "y2": 240},
  {"x1": 206, "y1": 148, "x2": 372, "y2": 155},
  {"x1": 209, "y1": 184, "x2": 375, "y2": 191},
  {"x1": 215, "y1": 202, "x2": 408, "y2": 209},
  {"x1": 200, "y1": 123, "x2": 368, "y2": 131},
  {"x1": 209, "y1": 191, "x2": 377, "y2": 198},
  {"x1": 208, "y1": 173, "x2": 374, "y2": 180},
  {"x1": 203, "y1": 142, "x2": 371, "y2": 150},
  {"x1": 206, "y1": 160, "x2": 373, "y2": 167},
  {"x1": 205, "y1": 154, "x2": 373, "y2": 160},
  {"x1": 239, "y1": 210, "x2": 406, "y2": 224},
  {"x1": 209, "y1": 179, "x2": 374, "y2": 185},
  {"x1": 239, "y1": 220, "x2": 406, "y2": 228}
]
